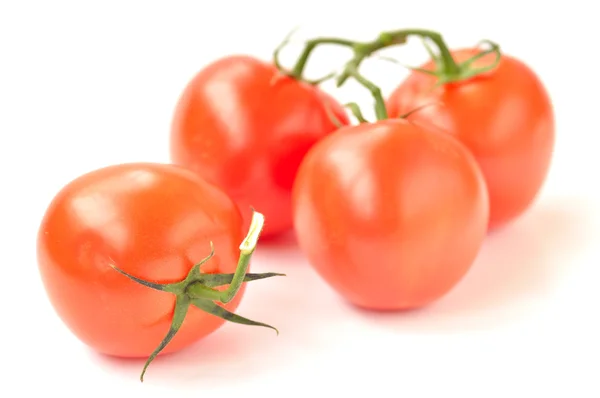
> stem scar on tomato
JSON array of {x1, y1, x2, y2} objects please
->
[{"x1": 109, "y1": 210, "x2": 283, "y2": 382}]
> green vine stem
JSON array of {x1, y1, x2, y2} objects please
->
[
  {"x1": 108, "y1": 210, "x2": 283, "y2": 382},
  {"x1": 272, "y1": 30, "x2": 355, "y2": 85},
  {"x1": 274, "y1": 28, "x2": 501, "y2": 122}
]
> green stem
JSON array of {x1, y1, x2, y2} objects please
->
[
  {"x1": 108, "y1": 209, "x2": 281, "y2": 382},
  {"x1": 289, "y1": 37, "x2": 355, "y2": 80},
  {"x1": 187, "y1": 211, "x2": 264, "y2": 303},
  {"x1": 344, "y1": 62, "x2": 388, "y2": 120},
  {"x1": 289, "y1": 29, "x2": 455, "y2": 83},
  {"x1": 396, "y1": 30, "x2": 460, "y2": 76},
  {"x1": 280, "y1": 28, "x2": 500, "y2": 121},
  {"x1": 344, "y1": 102, "x2": 369, "y2": 123},
  {"x1": 222, "y1": 210, "x2": 265, "y2": 301}
]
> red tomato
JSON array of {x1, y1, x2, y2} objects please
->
[
  {"x1": 37, "y1": 163, "x2": 245, "y2": 357},
  {"x1": 386, "y1": 49, "x2": 554, "y2": 230},
  {"x1": 170, "y1": 55, "x2": 349, "y2": 239},
  {"x1": 292, "y1": 119, "x2": 489, "y2": 310}
]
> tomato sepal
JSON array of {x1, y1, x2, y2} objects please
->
[
  {"x1": 191, "y1": 299, "x2": 279, "y2": 334},
  {"x1": 198, "y1": 272, "x2": 286, "y2": 288},
  {"x1": 108, "y1": 210, "x2": 282, "y2": 382},
  {"x1": 428, "y1": 39, "x2": 502, "y2": 86},
  {"x1": 375, "y1": 37, "x2": 501, "y2": 87}
]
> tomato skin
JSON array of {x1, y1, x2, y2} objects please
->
[
  {"x1": 37, "y1": 163, "x2": 245, "y2": 357},
  {"x1": 170, "y1": 55, "x2": 349, "y2": 239},
  {"x1": 292, "y1": 119, "x2": 489, "y2": 310},
  {"x1": 386, "y1": 49, "x2": 555, "y2": 230}
]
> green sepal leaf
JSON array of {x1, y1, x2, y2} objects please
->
[
  {"x1": 191, "y1": 298, "x2": 279, "y2": 335},
  {"x1": 200, "y1": 272, "x2": 286, "y2": 288},
  {"x1": 140, "y1": 294, "x2": 191, "y2": 382},
  {"x1": 344, "y1": 102, "x2": 369, "y2": 123},
  {"x1": 108, "y1": 263, "x2": 185, "y2": 295}
]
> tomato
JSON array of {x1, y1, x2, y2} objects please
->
[
  {"x1": 37, "y1": 163, "x2": 247, "y2": 358},
  {"x1": 170, "y1": 55, "x2": 349, "y2": 239},
  {"x1": 292, "y1": 119, "x2": 489, "y2": 310},
  {"x1": 386, "y1": 49, "x2": 555, "y2": 230}
]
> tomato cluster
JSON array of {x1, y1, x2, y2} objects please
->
[{"x1": 36, "y1": 27, "x2": 554, "y2": 381}]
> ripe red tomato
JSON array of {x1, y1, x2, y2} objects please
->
[
  {"x1": 386, "y1": 49, "x2": 554, "y2": 230},
  {"x1": 37, "y1": 163, "x2": 246, "y2": 358},
  {"x1": 170, "y1": 55, "x2": 349, "y2": 239},
  {"x1": 292, "y1": 119, "x2": 489, "y2": 310}
]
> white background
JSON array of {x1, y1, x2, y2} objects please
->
[{"x1": 1, "y1": 1, "x2": 598, "y2": 396}]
